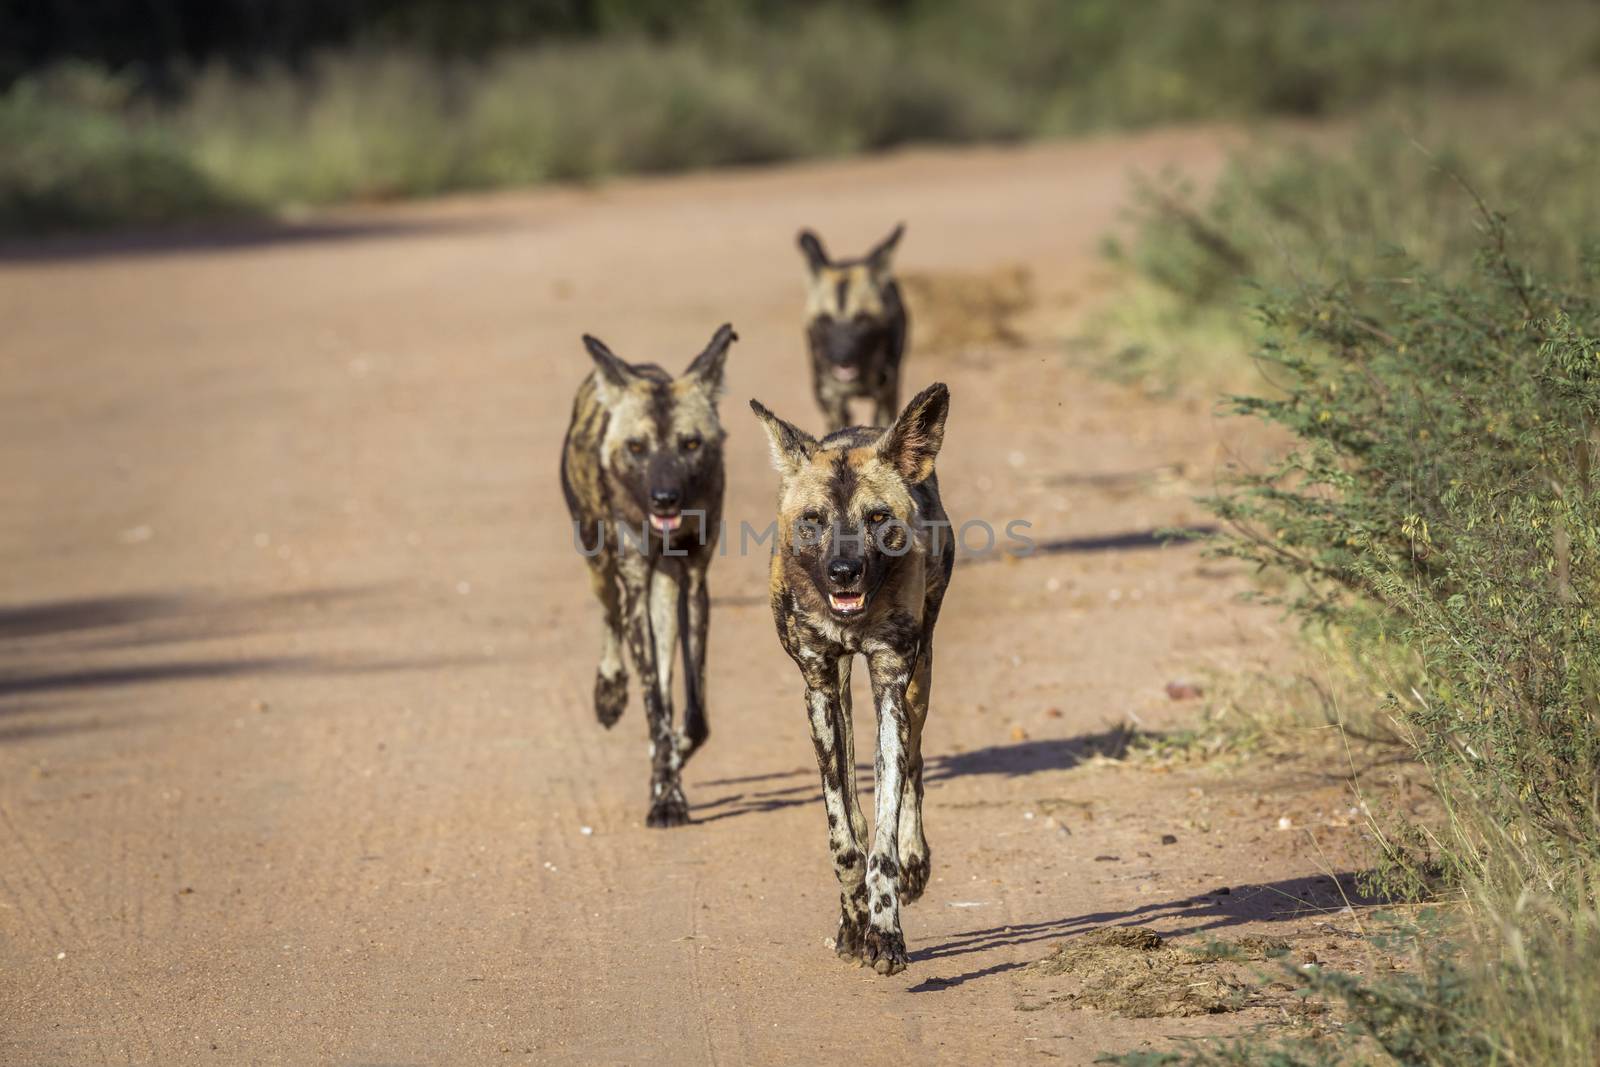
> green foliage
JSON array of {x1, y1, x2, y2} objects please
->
[
  {"x1": 0, "y1": 67, "x2": 248, "y2": 233},
  {"x1": 1104, "y1": 110, "x2": 1600, "y2": 394},
  {"x1": 1206, "y1": 219, "x2": 1600, "y2": 884},
  {"x1": 1105, "y1": 104, "x2": 1600, "y2": 1067},
  {"x1": 7, "y1": 0, "x2": 1600, "y2": 235}
]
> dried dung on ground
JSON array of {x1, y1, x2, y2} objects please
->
[{"x1": 1026, "y1": 926, "x2": 1291, "y2": 1018}]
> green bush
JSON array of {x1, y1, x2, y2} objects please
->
[
  {"x1": 1105, "y1": 121, "x2": 1600, "y2": 1065},
  {"x1": 1211, "y1": 220, "x2": 1600, "y2": 878},
  {"x1": 1112, "y1": 118, "x2": 1600, "y2": 880},
  {"x1": 0, "y1": 68, "x2": 246, "y2": 232},
  {"x1": 1103, "y1": 111, "x2": 1600, "y2": 394}
]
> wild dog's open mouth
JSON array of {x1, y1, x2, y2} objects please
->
[
  {"x1": 828, "y1": 592, "x2": 866, "y2": 614},
  {"x1": 649, "y1": 513, "x2": 682, "y2": 533},
  {"x1": 831, "y1": 365, "x2": 860, "y2": 382}
]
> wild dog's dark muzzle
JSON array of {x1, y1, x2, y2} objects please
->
[
  {"x1": 645, "y1": 455, "x2": 689, "y2": 533},
  {"x1": 825, "y1": 543, "x2": 868, "y2": 616},
  {"x1": 827, "y1": 557, "x2": 864, "y2": 589},
  {"x1": 818, "y1": 320, "x2": 880, "y2": 381}
]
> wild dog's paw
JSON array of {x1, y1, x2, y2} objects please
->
[
  {"x1": 645, "y1": 786, "x2": 690, "y2": 829},
  {"x1": 834, "y1": 913, "x2": 868, "y2": 964},
  {"x1": 594, "y1": 670, "x2": 627, "y2": 728},
  {"x1": 861, "y1": 927, "x2": 908, "y2": 976},
  {"x1": 898, "y1": 850, "x2": 931, "y2": 904}
]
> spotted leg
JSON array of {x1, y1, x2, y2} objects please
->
[
  {"x1": 863, "y1": 648, "x2": 914, "y2": 975},
  {"x1": 871, "y1": 380, "x2": 898, "y2": 428},
  {"x1": 619, "y1": 556, "x2": 688, "y2": 828},
  {"x1": 815, "y1": 377, "x2": 851, "y2": 435},
  {"x1": 585, "y1": 544, "x2": 628, "y2": 727},
  {"x1": 833, "y1": 656, "x2": 871, "y2": 959},
  {"x1": 878, "y1": 298, "x2": 907, "y2": 430},
  {"x1": 677, "y1": 561, "x2": 711, "y2": 764},
  {"x1": 897, "y1": 643, "x2": 932, "y2": 902},
  {"x1": 801, "y1": 655, "x2": 871, "y2": 963}
]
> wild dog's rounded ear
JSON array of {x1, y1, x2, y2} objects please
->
[
  {"x1": 797, "y1": 229, "x2": 829, "y2": 274},
  {"x1": 583, "y1": 334, "x2": 635, "y2": 391},
  {"x1": 877, "y1": 382, "x2": 948, "y2": 484},
  {"x1": 683, "y1": 323, "x2": 737, "y2": 397},
  {"x1": 866, "y1": 222, "x2": 905, "y2": 271},
  {"x1": 750, "y1": 398, "x2": 818, "y2": 478}
]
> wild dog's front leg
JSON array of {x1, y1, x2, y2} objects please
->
[
  {"x1": 801, "y1": 659, "x2": 870, "y2": 962},
  {"x1": 871, "y1": 371, "x2": 899, "y2": 429},
  {"x1": 584, "y1": 546, "x2": 628, "y2": 727},
  {"x1": 619, "y1": 557, "x2": 688, "y2": 828},
  {"x1": 863, "y1": 648, "x2": 914, "y2": 975},
  {"x1": 834, "y1": 657, "x2": 870, "y2": 892},
  {"x1": 678, "y1": 562, "x2": 711, "y2": 763},
  {"x1": 871, "y1": 389, "x2": 897, "y2": 428},
  {"x1": 814, "y1": 377, "x2": 850, "y2": 435},
  {"x1": 897, "y1": 645, "x2": 932, "y2": 903}
]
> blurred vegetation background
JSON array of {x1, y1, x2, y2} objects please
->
[{"x1": 6, "y1": 0, "x2": 1600, "y2": 234}]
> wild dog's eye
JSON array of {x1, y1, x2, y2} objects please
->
[
  {"x1": 867, "y1": 510, "x2": 891, "y2": 526},
  {"x1": 800, "y1": 509, "x2": 826, "y2": 526},
  {"x1": 626, "y1": 439, "x2": 647, "y2": 456},
  {"x1": 681, "y1": 437, "x2": 702, "y2": 453}
]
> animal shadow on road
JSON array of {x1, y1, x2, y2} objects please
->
[
  {"x1": 0, "y1": 587, "x2": 475, "y2": 739},
  {"x1": 958, "y1": 524, "x2": 1220, "y2": 564},
  {"x1": 693, "y1": 725, "x2": 1136, "y2": 823},
  {"x1": 906, "y1": 870, "x2": 1387, "y2": 992}
]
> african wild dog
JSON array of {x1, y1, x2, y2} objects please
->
[
  {"x1": 561, "y1": 324, "x2": 737, "y2": 827},
  {"x1": 749, "y1": 382, "x2": 953, "y2": 975},
  {"x1": 798, "y1": 224, "x2": 909, "y2": 433}
]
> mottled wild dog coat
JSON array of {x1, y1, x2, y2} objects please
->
[
  {"x1": 749, "y1": 383, "x2": 953, "y2": 975},
  {"x1": 561, "y1": 324, "x2": 737, "y2": 828},
  {"x1": 798, "y1": 224, "x2": 909, "y2": 433}
]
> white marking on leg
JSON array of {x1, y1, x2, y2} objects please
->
[
  {"x1": 897, "y1": 777, "x2": 924, "y2": 850},
  {"x1": 836, "y1": 656, "x2": 868, "y2": 844},
  {"x1": 899, "y1": 655, "x2": 931, "y2": 872},
  {"x1": 873, "y1": 690, "x2": 904, "y2": 834},
  {"x1": 867, "y1": 685, "x2": 906, "y2": 931},
  {"x1": 807, "y1": 688, "x2": 848, "y2": 844},
  {"x1": 599, "y1": 622, "x2": 623, "y2": 678},
  {"x1": 808, "y1": 685, "x2": 866, "y2": 915},
  {"x1": 649, "y1": 567, "x2": 679, "y2": 709}
]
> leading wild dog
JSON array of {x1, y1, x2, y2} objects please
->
[
  {"x1": 561, "y1": 324, "x2": 737, "y2": 828},
  {"x1": 798, "y1": 224, "x2": 909, "y2": 433},
  {"x1": 749, "y1": 383, "x2": 953, "y2": 975}
]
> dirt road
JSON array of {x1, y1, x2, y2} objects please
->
[{"x1": 1, "y1": 129, "x2": 1366, "y2": 1065}]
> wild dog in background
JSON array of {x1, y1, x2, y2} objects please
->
[
  {"x1": 562, "y1": 324, "x2": 737, "y2": 827},
  {"x1": 798, "y1": 224, "x2": 909, "y2": 433},
  {"x1": 749, "y1": 383, "x2": 953, "y2": 975}
]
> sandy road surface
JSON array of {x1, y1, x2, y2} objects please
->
[{"x1": 1, "y1": 130, "x2": 1364, "y2": 1065}]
